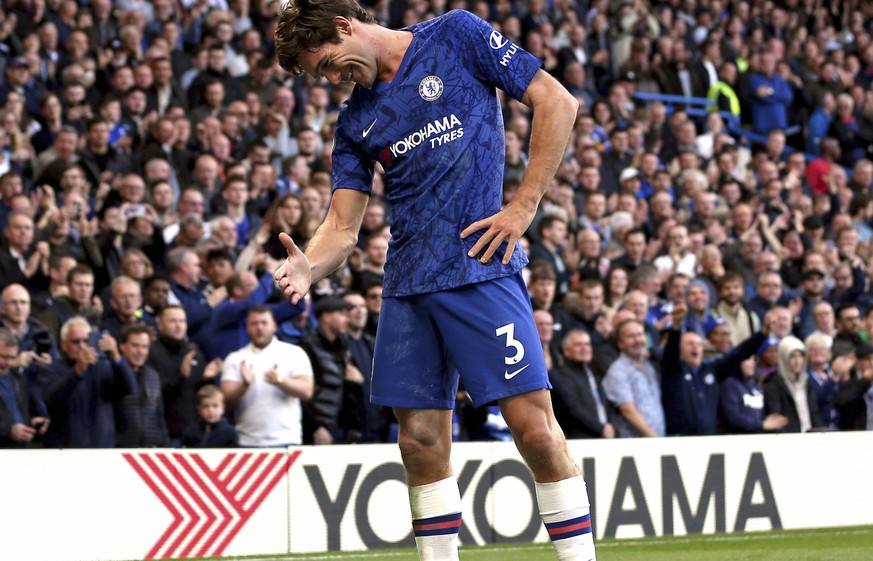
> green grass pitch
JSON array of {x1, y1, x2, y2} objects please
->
[{"x1": 174, "y1": 526, "x2": 873, "y2": 561}]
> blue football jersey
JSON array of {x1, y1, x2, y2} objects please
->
[{"x1": 331, "y1": 10, "x2": 544, "y2": 297}]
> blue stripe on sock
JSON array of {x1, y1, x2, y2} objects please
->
[{"x1": 414, "y1": 512, "x2": 463, "y2": 525}]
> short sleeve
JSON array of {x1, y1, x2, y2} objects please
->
[
  {"x1": 452, "y1": 10, "x2": 543, "y2": 103},
  {"x1": 221, "y1": 351, "x2": 242, "y2": 383},
  {"x1": 282, "y1": 345, "x2": 313, "y2": 379},
  {"x1": 331, "y1": 103, "x2": 375, "y2": 194}
]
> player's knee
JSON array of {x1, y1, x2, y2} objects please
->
[
  {"x1": 397, "y1": 423, "x2": 447, "y2": 458},
  {"x1": 515, "y1": 422, "x2": 564, "y2": 457}
]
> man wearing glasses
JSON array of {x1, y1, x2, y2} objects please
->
[{"x1": 38, "y1": 316, "x2": 135, "y2": 447}]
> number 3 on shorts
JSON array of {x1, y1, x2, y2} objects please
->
[{"x1": 496, "y1": 322, "x2": 525, "y2": 365}]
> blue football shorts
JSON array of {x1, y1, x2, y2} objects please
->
[{"x1": 371, "y1": 273, "x2": 551, "y2": 409}]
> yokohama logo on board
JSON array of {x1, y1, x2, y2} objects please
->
[{"x1": 123, "y1": 451, "x2": 299, "y2": 559}]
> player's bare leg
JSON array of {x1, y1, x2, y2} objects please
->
[
  {"x1": 500, "y1": 390, "x2": 596, "y2": 561},
  {"x1": 396, "y1": 408, "x2": 461, "y2": 561},
  {"x1": 500, "y1": 390, "x2": 577, "y2": 480}
]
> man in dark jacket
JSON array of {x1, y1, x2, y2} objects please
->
[
  {"x1": 528, "y1": 215, "x2": 571, "y2": 299},
  {"x1": 166, "y1": 247, "x2": 213, "y2": 350},
  {"x1": 300, "y1": 296, "x2": 363, "y2": 444},
  {"x1": 653, "y1": 40, "x2": 708, "y2": 100},
  {"x1": 39, "y1": 316, "x2": 136, "y2": 447},
  {"x1": 37, "y1": 264, "x2": 101, "y2": 345},
  {"x1": 833, "y1": 343, "x2": 873, "y2": 431},
  {"x1": 832, "y1": 304, "x2": 865, "y2": 359},
  {"x1": 186, "y1": 45, "x2": 245, "y2": 108},
  {"x1": 114, "y1": 324, "x2": 168, "y2": 447},
  {"x1": 549, "y1": 329, "x2": 616, "y2": 439},
  {"x1": 719, "y1": 356, "x2": 789, "y2": 434},
  {"x1": 0, "y1": 328, "x2": 49, "y2": 447},
  {"x1": 101, "y1": 275, "x2": 147, "y2": 342},
  {"x1": 599, "y1": 127, "x2": 634, "y2": 196},
  {"x1": 661, "y1": 304, "x2": 770, "y2": 436},
  {"x1": 343, "y1": 291, "x2": 389, "y2": 443},
  {"x1": 1, "y1": 283, "x2": 58, "y2": 378},
  {"x1": 0, "y1": 210, "x2": 34, "y2": 290},
  {"x1": 76, "y1": 118, "x2": 133, "y2": 187},
  {"x1": 0, "y1": 57, "x2": 45, "y2": 118},
  {"x1": 146, "y1": 305, "x2": 221, "y2": 445}
]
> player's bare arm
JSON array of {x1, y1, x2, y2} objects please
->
[
  {"x1": 275, "y1": 189, "x2": 369, "y2": 303},
  {"x1": 461, "y1": 69, "x2": 577, "y2": 265}
]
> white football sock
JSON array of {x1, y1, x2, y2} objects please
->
[
  {"x1": 409, "y1": 476, "x2": 462, "y2": 561},
  {"x1": 537, "y1": 475, "x2": 596, "y2": 561}
]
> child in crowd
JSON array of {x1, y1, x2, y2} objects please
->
[{"x1": 181, "y1": 385, "x2": 239, "y2": 448}]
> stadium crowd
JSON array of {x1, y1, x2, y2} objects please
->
[{"x1": 1, "y1": 0, "x2": 873, "y2": 448}]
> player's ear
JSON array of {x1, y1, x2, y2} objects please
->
[{"x1": 335, "y1": 16, "x2": 352, "y2": 36}]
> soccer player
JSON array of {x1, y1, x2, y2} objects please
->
[{"x1": 273, "y1": 2, "x2": 593, "y2": 560}]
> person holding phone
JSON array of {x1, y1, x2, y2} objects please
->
[
  {"x1": 0, "y1": 327, "x2": 50, "y2": 448},
  {"x1": 0, "y1": 284, "x2": 57, "y2": 394}
]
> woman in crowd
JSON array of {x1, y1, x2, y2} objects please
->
[
  {"x1": 763, "y1": 337, "x2": 825, "y2": 433},
  {"x1": 603, "y1": 265, "x2": 629, "y2": 318},
  {"x1": 260, "y1": 193, "x2": 311, "y2": 260}
]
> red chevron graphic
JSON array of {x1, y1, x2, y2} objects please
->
[{"x1": 123, "y1": 450, "x2": 300, "y2": 559}]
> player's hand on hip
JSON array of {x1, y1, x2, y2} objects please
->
[
  {"x1": 461, "y1": 203, "x2": 533, "y2": 266},
  {"x1": 275, "y1": 232, "x2": 312, "y2": 304}
]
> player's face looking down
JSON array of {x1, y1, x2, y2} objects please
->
[{"x1": 297, "y1": 19, "x2": 379, "y2": 88}]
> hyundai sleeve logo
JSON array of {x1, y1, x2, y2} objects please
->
[{"x1": 489, "y1": 30, "x2": 509, "y2": 50}]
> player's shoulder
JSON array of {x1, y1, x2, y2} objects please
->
[
  {"x1": 442, "y1": 9, "x2": 476, "y2": 23},
  {"x1": 443, "y1": 9, "x2": 483, "y2": 23},
  {"x1": 444, "y1": 9, "x2": 491, "y2": 34},
  {"x1": 334, "y1": 94, "x2": 364, "y2": 138},
  {"x1": 410, "y1": 9, "x2": 480, "y2": 35}
]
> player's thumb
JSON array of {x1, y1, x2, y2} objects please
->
[{"x1": 278, "y1": 232, "x2": 297, "y2": 253}]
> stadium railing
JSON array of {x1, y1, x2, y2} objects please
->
[{"x1": 632, "y1": 91, "x2": 814, "y2": 161}]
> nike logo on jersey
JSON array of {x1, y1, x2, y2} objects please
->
[
  {"x1": 363, "y1": 119, "x2": 377, "y2": 137},
  {"x1": 504, "y1": 364, "x2": 530, "y2": 380}
]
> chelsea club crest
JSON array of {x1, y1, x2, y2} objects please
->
[{"x1": 419, "y1": 75, "x2": 444, "y2": 101}]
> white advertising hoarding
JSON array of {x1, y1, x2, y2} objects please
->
[{"x1": 1, "y1": 433, "x2": 871, "y2": 560}]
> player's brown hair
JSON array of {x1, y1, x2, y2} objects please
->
[{"x1": 275, "y1": 0, "x2": 375, "y2": 75}]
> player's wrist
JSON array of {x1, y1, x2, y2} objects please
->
[{"x1": 512, "y1": 192, "x2": 540, "y2": 214}]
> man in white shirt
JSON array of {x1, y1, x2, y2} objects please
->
[
  {"x1": 221, "y1": 306, "x2": 314, "y2": 446},
  {"x1": 653, "y1": 224, "x2": 697, "y2": 280}
]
